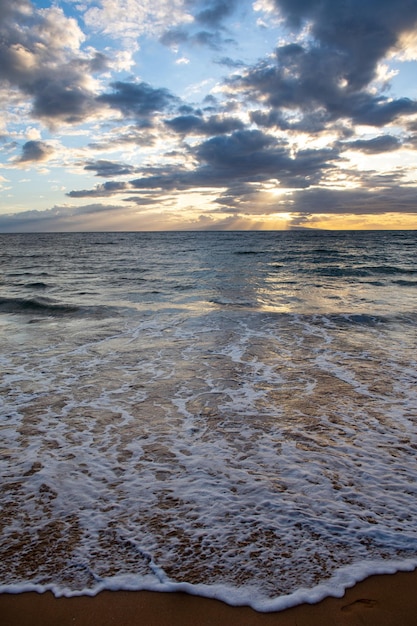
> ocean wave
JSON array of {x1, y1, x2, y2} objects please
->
[
  {"x1": 0, "y1": 296, "x2": 116, "y2": 319},
  {"x1": 307, "y1": 265, "x2": 416, "y2": 278},
  {"x1": 23, "y1": 282, "x2": 48, "y2": 289},
  {"x1": 0, "y1": 296, "x2": 78, "y2": 316},
  {"x1": 394, "y1": 279, "x2": 417, "y2": 287},
  {"x1": 1, "y1": 230, "x2": 417, "y2": 611},
  {"x1": 233, "y1": 250, "x2": 268, "y2": 255}
]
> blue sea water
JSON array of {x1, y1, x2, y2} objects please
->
[{"x1": 0, "y1": 230, "x2": 416, "y2": 611}]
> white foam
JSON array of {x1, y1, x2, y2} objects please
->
[{"x1": 1, "y1": 232, "x2": 417, "y2": 611}]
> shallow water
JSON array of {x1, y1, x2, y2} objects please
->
[{"x1": 1, "y1": 231, "x2": 416, "y2": 611}]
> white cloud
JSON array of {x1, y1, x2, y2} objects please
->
[
  {"x1": 110, "y1": 49, "x2": 137, "y2": 72},
  {"x1": 252, "y1": 0, "x2": 276, "y2": 14},
  {"x1": 81, "y1": 0, "x2": 193, "y2": 43},
  {"x1": 26, "y1": 127, "x2": 41, "y2": 140},
  {"x1": 369, "y1": 63, "x2": 399, "y2": 94},
  {"x1": 36, "y1": 6, "x2": 86, "y2": 52},
  {"x1": 393, "y1": 29, "x2": 417, "y2": 61},
  {"x1": 253, "y1": 0, "x2": 283, "y2": 27}
]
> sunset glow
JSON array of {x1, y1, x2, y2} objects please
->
[{"x1": 1, "y1": 0, "x2": 417, "y2": 231}]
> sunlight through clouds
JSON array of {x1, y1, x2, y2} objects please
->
[{"x1": 0, "y1": 0, "x2": 417, "y2": 230}]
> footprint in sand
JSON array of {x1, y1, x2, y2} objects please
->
[{"x1": 341, "y1": 598, "x2": 378, "y2": 613}]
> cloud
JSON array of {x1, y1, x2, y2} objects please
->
[
  {"x1": 284, "y1": 186, "x2": 417, "y2": 216},
  {"x1": 271, "y1": 0, "x2": 417, "y2": 88},
  {"x1": 118, "y1": 129, "x2": 338, "y2": 200},
  {"x1": 83, "y1": 160, "x2": 136, "y2": 177},
  {"x1": 159, "y1": 28, "x2": 189, "y2": 48},
  {"x1": 350, "y1": 96, "x2": 417, "y2": 127},
  {"x1": 98, "y1": 81, "x2": 177, "y2": 122},
  {"x1": 165, "y1": 113, "x2": 244, "y2": 135},
  {"x1": 16, "y1": 140, "x2": 54, "y2": 163},
  {"x1": 160, "y1": 27, "x2": 226, "y2": 50},
  {"x1": 229, "y1": 43, "x2": 417, "y2": 132},
  {"x1": 193, "y1": 0, "x2": 239, "y2": 27},
  {"x1": 214, "y1": 56, "x2": 246, "y2": 68},
  {"x1": 81, "y1": 0, "x2": 193, "y2": 43},
  {"x1": 67, "y1": 181, "x2": 131, "y2": 197},
  {"x1": 194, "y1": 130, "x2": 336, "y2": 185},
  {"x1": 227, "y1": 0, "x2": 417, "y2": 138},
  {"x1": 160, "y1": 0, "x2": 240, "y2": 50},
  {"x1": 1, "y1": 0, "x2": 417, "y2": 231},
  {"x1": 66, "y1": 125, "x2": 339, "y2": 205},
  {"x1": 121, "y1": 196, "x2": 163, "y2": 206},
  {"x1": 30, "y1": 75, "x2": 99, "y2": 124},
  {"x1": 341, "y1": 135, "x2": 402, "y2": 154},
  {"x1": 87, "y1": 127, "x2": 157, "y2": 150},
  {"x1": 210, "y1": 172, "x2": 417, "y2": 218},
  {"x1": 0, "y1": 203, "x2": 129, "y2": 232},
  {"x1": 0, "y1": 1, "x2": 105, "y2": 125}
]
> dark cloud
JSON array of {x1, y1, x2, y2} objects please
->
[
  {"x1": 30, "y1": 76, "x2": 98, "y2": 123},
  {"x1": 202, "y1": 95, "x2": 218, "y2": 108},
  {"x1": 165, "y1": 113, "x2": 244, "y2": 135},
  {"x1": 0, "y1": 0, "x2": 27, "y2": 22},
  {"x1": 165, "y1": 114, "x2": 204, "y2": 134},
  {"x1": 196, "y1": 129, "x2": 276, "y2": 168},
  {"x1": 351, "y1": 96, "x2": 417, "y2": 127},
  {"x1": 129, "y1": 172, "x2": 189, "y2": 192},
  {"x1": 341, "y1": 135, "x2": 402, "y2": 154},
  {"x1": 250, "y1": 107, "x2": 339, "y2": 134},
  {"x1": 0, "y1": 203, "x2": 126, "y2": 232},
  {"x1": 283, "y1": 186, "x2": 417, "y2": 216},
  {"x1": 0, "y1": 1, "x2": 105, "y2": 124},
  {"x1": 67, "y1": 181, "x2": 130, "y2": 198},
  {"x1": 17, "y1": 140, "x2": 54, "y2": 163},
  {"x1": 160, "y1": 0, "x2": 239, "y2": 50},
  {"x1": 214, "y1": 56, "x2": 246, "y2": 69},
  {"x1": 160, "y1": 27, "x2": 225, "y2": 50},
  {"x1": 126, "y1": 129, "x2": 337, "y2": 195},
  {"x1": 195, "y1": 130, "x2": 336, "y2": 185},
  {"x1": 84, "y1": 160, "x2": 136, "y2": 177},
  {"x1": 67, "y1": 127, "x2": 338, "y2": 201},
  {"x1": 405, "y1": 135, "x2": 417, "y2": 150},
  {"x1": 193, "y1": 30, "x2": 228, "y2": 49},
  {"x1": 122, "y1": 196, "x2": 163, "y2": 206},
  {"x1": 2, "y1": 0, "x2": 416, "y2": 231},
  {"x1": 193, "y1": 0, "x2": 239, "y2": 27},
  {"x1": 213, "y1": 183, "x2": 263, "y2": 210},
  {"x1": 159, "y1": 27, "x2": 189, "y2": 47},
  {"x1": 406, "y1": 120, "x2": 417, "y2": 133},
  {"x1": 178, "y1": 104, "x2": 199, "y2": 115},
  {"x1": 227, "y1": 0, "x2": 417, "y2": 134},
  {"x1": 273, "y1": 0, "x2": 417, "y2": 89},
  {"x1": 211, "y1": 176, "x2": 417, "y2": 217},
  {"x1": 230, "y1": 43, "x2": 417, "y2": 131},
  {"x1": 88, "y1": 52, "x2": 110, "y2": 73},
  {"x1": 97, "y1": 81, "x2": 177, "y2": 122}
]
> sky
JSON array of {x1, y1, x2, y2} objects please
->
[{"x1": 1, "y1": 0, "x2": 417, "y2": 231}]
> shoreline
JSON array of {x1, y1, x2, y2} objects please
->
[{"x1": 1, "y1": 569, "x2": 417, "y2": 626}]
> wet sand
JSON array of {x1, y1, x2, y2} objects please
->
[{"x1": 1, "y1": 569, "x2": 417, "y2": 626}]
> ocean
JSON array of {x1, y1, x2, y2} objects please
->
[{"x1": 0, "y1": 230, "x2": 416, "y2": 612}]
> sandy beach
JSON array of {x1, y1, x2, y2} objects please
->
[{"x1": 1, "y1": 569, "x2": 417, "y2": 626}]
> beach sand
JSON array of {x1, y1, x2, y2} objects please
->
[{"x1": 1, "y1": 569, "x2": 417, "y2": 626}]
